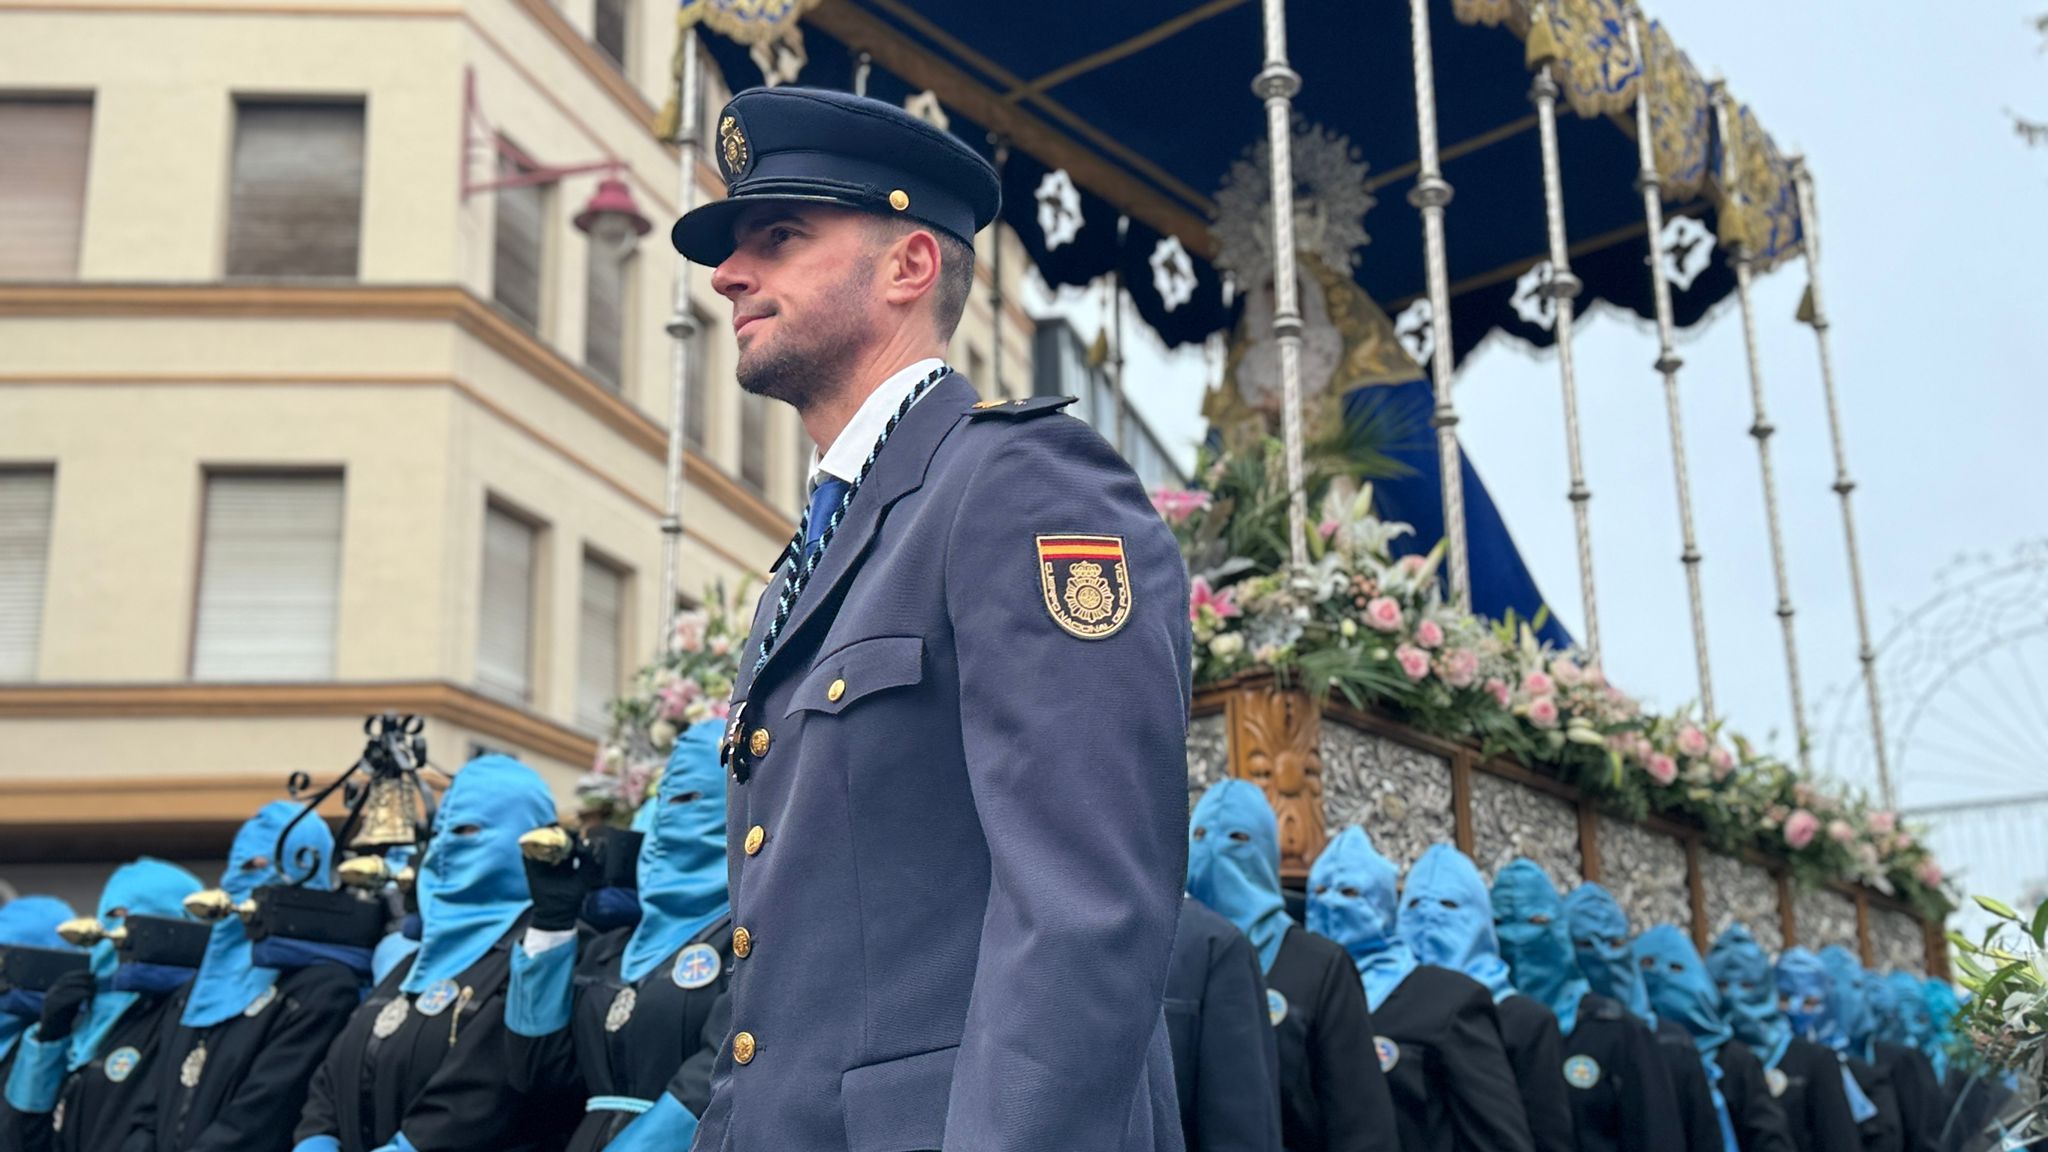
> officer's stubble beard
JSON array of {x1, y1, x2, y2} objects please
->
[{"x1": 734, "y1": 246, "x2": 880, "y2": 416}]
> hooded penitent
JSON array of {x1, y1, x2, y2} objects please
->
[
  {"x1": 402, "y1": 755, "x2": 557, "y2": 995},
  {"x1": 621, "y1": 719, "x2": 730, "y2": 983},
  {"x1": 1186, "y1": 780, "x2": 1290, "y2": 975},
  {"x1": 183, "y1": 801, "x2": 335, "y2": 1028},
  {"x1": 1636, "y1": 924, "x2": 1740, "y2": 1152},
  {"x1": 1304, "y1": 825, "x2": 1416, "y2": 1011},
  {"x1": 74, "y1": 859, "x2": 202, "y2": 1069},
  {"x1": 1397, "y1": 844, "x2": 1515, "y2": 1002},
  {"x1": 1920, "y1": 979, "x2": 1959, "y2": 1079},
  {"x1": 1705, "y1": 925, "x2": 1791, "y2": 1063},
  {"x1": 1775, "y1": 947, "x2": 1841, "y2": 1049},
  {"x1": 1874, "y1": 971, "x2": 1933, "y2": 1052},
  {"x1": 1817, "y1": 946, "x2": 1877, "y2": 1056},
  {"x1": 1490, "y1": 859, "x2": 1591, "y2": 1034},
  {"x1": 1562, "y1": 883, "x2": 1655, "y2": 1026},
  {"x1": 0, "y1": 897, "x2": 77, "y2": 1060}
]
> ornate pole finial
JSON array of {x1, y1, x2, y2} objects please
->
[
  {"x1": 1255, "y1": 0, "x2": 1310, "y2": 567},
  {"x1": 659, "y1": 29, "x2": 707, "y2": 656},
  {"x1": 1625, "y1": 9, "x2": 1715, "y2": 720}
]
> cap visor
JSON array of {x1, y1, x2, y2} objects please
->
[{"x1": 671, "y1": 192, "x2": 879, "y2": 265}]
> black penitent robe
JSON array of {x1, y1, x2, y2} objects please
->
[
  {"x1": 1495, "y1": 994, "x2": 1576, "y2": 1152},
  {"x1": 1560, "y1": 993, "x2": 1681, "y2": 1152},
  {"x1": 1263, "y1": 926, "x2": 1399, "y2": 1152},
  {"x1": 1371, "y1": 965, "x2": 1535, "y2": 1152}
]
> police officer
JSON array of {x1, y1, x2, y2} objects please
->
[
  {"x1": 293, "y1": 755, "x2": 577, "y2": 1152},
  {"x1": 1188, "y1": 784, "x2": 1396, "y2": 1152},
  {"x1": 1164, "y1": 895, "x2": 1283, "y2": 1152},
  {"x1": 505, "y1": 719, "x2": 733, "y2": 1150},
  {"x1": 5, "y1": 858, "x2": 202, "y2": 1152},
  {"x1": 1707, "y1": 926, "x2": 1866, "y2": 1152},
  {"x1": 0, "y1": 896, "x2": 77, "y2": 1152},
  {"x1": 1308, "y1": 825, "x2": 1532, "y2": 1152},
  {"x1": 1635, "y1": 925, "x2": 1797, "y2": 1152},
  {"x1": 121, "y1": 802, "x2": 358, "y2": 1152},
  {"x1": 1564, "y1": 884, "x2": 1725, "y2": 1152},
  {"x1": 1490, "y1": 861, "x2": 1681, "y2": 1152},
  {"x1": 671, "y1": 86, "x2": 1193, "y2": 1152}
]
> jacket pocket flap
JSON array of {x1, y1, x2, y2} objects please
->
[
  {"x1": 786, "y1": 636, "x2": 925, "y2": 718},
  {"x1": 840, "y1": 1044, "x2": 957, "y2": 1152}
]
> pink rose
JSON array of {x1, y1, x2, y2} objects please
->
[
  {"x1": 1645, "y1": 753, "x2": 1678, "y2": 785},
  {"x1": 1415, "y1": 619, "x2": 1445, "y2": 649},
  {"x1": 1709, "y1": 746, "x2": 1734, "y2": 774},
  {"x1": 1582, "y1": 664, "x2": 1606, "y2": 687},
  {"x1": 1896, "y1": 832, "x2": 1914, "y2": 851},
  {"x1": 1395, "y1": 645, "x2": 1432, "y2": 681},
  {"x1": 1551, "y1": 659, "x2": 1584, "y2": 688},
  {"x1": 656, "y1": 678, "x2": 702, "y2": 720},
  {"x1": 1527, "y1": 696, "x2": 1561, "y2": 729},
  {"x1": 1523, "y1": 671, "x2": 1555, "y2": 698},
  {"x1": 672, "y1": 610, "x2": 708, "y2": 653},
  {"x1": 1486, "y1": 678, "x2": 1512, "y2": 709},
  {"x1": 709, "y1": 635, "x2": 731, "y2": 656},
  {"x1": 1916, "y1": 859, "x2": 1943, "y2": 889},
  {"x1": 1677, "y1": 726, "x2": 1709, "y2": 759},
  {"x1": 1784, "y1": 809, "x2": 1819, "y2": 849},
  {"x1": 1827, "y1": 819, "x2": 1856, "y2": 845},
  {"x1": 1868, "y1": 810, "x2": 1897, "y2": 835},
  {"x1": 1442, "y1": 648, "x2": 1480, "y2": 689},
  {"x1": 1399, "y1": 555, "x2": 1428, "y2": 575},
  {"x1": 1363, "y1": 597, "x2": 1404, "y2": 633}
]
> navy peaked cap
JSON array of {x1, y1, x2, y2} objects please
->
[{"x1": 672, "y1": 86, "x2": 1002, "y2": 265}]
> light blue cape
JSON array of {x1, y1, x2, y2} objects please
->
[
  {"x1": 1305, "y1": 825, "x2": 1416, "y2": 1011},
  {"x1": 183, "y1": 801, "x2": 335, "y2": 1028},
  {"x1": 402, "y1": 756, "x2": 557, "y2": 994},
  {"x1": 1563, "y1": 882, "x2": 1655, "y2": 1026},
  {"x1": 1397, "y1": 845, "x2": 1515, "y2": 1001},
  {"x1": 1490, "y1": 859, "x2": 1589, "y2": 1034},
  {"x1": 621, "y1": 720, "x2": 730, "y2": 983},
  {"x1": 1186, "y1": 780, "x2": 1290, "y2": 974}
]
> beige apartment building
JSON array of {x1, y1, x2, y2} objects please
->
[{"x1": 0, "y1": 0, "x2": 1033, "y2": 894}]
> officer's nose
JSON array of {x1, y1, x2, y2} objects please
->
[{"x1": 711, "y1": 252, "x2": 754, "y2": 300}]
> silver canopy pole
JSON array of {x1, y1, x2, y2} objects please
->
[
  {"x1": 1406, "y1": 0, "x2": 1470, "y2": 604},
  {"x1": 1255, "y1": 0, "x2": 1309, "y2": 568},
  {"x1": 658, "y1": 29, "x2": 705, "y2": 655},
  {"x1": 1791, "y1": 157, "x2": 1893, "y2": 807},
  {"x1": 1711, "y1": 82, "x2": 1810, "y2": 771},
  {"x1": 1626, "y1": 7, "x2": 1714, "y2": 720}
]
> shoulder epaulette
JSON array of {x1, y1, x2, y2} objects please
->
[{"x1": 964, "y1": 395, "x2": 1078, "y2": 421}]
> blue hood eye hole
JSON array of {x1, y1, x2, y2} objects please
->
[
  {"x1": 669, "y1": 790, "x2": 703, "y2": 804},
  {"x1": 1191, "y1": 827, "x2": 1208, "y2": 841},
  {"x1": 1439, "y1": 898, "x2": 1459, "y2": 909},
  {"x1": 1527, "y1": 913, "x2": 1549, "y2": 925},
  {"x1": 239, "y1": 856, "x2": 269, "y2": 872},
  {"x1": 1339, "y1": 886, "x2": 1361, "y2": 898},
  {"x1": 452, "y1": 823, "x2": 483, "y2": 836},
  {"x1": 1313, "y1": 884, "x2": 1328, "y2": 895},
  {"x1": 1227, "y1": 831, "x2": 1251, "y2": 843}
]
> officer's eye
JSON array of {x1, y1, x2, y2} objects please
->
[
  {"x1": 669, "y1": 790, "x2": 703, "y2": 804},
  {"x1": 768, "y1": 225, "x2": 798, "y2": 247},
  {"x1": 239, "y1": 855, "x2": 269, "y2": 871},
  {"x1": 1227, "y1": 831, "x2": 1251, "y2": 843},
  {"x1": 1339, "y1": 886, "x2": 1361, "y2": 898},
  {"x1": 453, "y1": 823, "x2": 483, "y2": 836},
  {"x1": 1192, "y1": 827, "x2": 1208, "y2": 841}
]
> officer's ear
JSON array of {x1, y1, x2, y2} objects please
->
[{"x1": 874, "y1": 223, "x2": 943, "y2": 313}]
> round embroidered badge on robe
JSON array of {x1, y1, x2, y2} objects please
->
[
  {"x1": 180, "y1": 1045, "x2": 207, "y2": 1089},
  {"x1": 1374, "y1": 1036, "x2": 1400, "y2": 1072},
  {"x1": 1266, "y1": 988, "x2": 1289, "y2": 1026},
  {"x1": 1765, "y1": 1067, "x2": 1789, "y2": 1098},
  {"x1": 415, "y1": 978, "x2": 461, "y2": 1017},
  {"x1": 244, "y1": 985, "x2": 278, "y2": 1018},
  {"x1": 1035, "y1": 535, "x2": 1133, "y2": 640},
  {"x1": 605, "y1": 985, "x2": 638, "y2": 1033},
  {"x1": 674, "y1": 943, "x2": 722, "y2": 990},
  {"x1": 372, "y1": 998, "x2": 409, "y2": 1039},
  {"x1": 1564, "y1": 1055, "x2": 1602, "y2": 1089},
  {"x1": 104, "y1": 1046, "x2": 142, "y2": 1083}
]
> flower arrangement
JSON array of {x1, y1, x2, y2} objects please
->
[
  {"x1": 578, "y1": 585, "x2": 750, "y2": 823},
  {"x1": 1161, "y1": 439, "x2": 1949, "y2": 914}
]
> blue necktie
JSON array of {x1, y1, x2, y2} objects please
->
[{"x1": 804, "y1": 476, "x2": 850, "y2": 556}]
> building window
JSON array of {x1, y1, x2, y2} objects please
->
[
  {"x1": 793, "y1": 426, "x2": 815, "y2": 512},
  {"x1": 478, "y1": 503, "x2": 539, "y2": 703},
  {"x1": 493, "y1": 145, "x2": 547, "y2": 330},
  {"x1": 593, "y1": 0, "x2": 630, "y2": 72},
  {"x1": 576, "y1": 553, "x2": 625, "y2": 730},
  {"x1": 192, "y1": 472, "x2": 344, "y2": 680},
  {"x1": 0, "y1": 100, "x2": 92, "y2": 281},
  {"x1": 0, "y1": 469, "x2": 56, "y2": 681},
  {"x1": 739, "y1": 390, "x2": 768, "y2": 493},
  {"x1": 966, "y1": 345, "x2": 987, "y2": 395},
  {"x1": 226, "y1": 101, "x2": 364, "y2": 279},
  {"x1": 683, "y1": 305, "x2": 711, "y2": 449},
  {"x1": 585, "y1": 244, "x2": 631, "y2": 390}
]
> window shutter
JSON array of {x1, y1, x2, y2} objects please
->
[
  {"x1": 593, "y1": 0, "x2": 630, "y2": 70},
  {"x1": 0, "y1": 101, "x2": 92, "y2": 280},
  {"x1": 477, "y1": 505, "x2": 536, "y2": 702},
  {"x1": 0, "y1": 470, "x2": 56, "y2": 680},
  {"x1": 493, "y1": 151, "x2": 546, "y2": 330},
  {"x1": 192, "y1": 474, "x2": 344, "y2": 680},
  {"x1": 576, "y1": 555, "x2": 623, "y2": 730},
  {"x1": 584, "y1": 244, "x2": 628, "y2": 390},
  {"x1": 684, "y1": 305, "x2": 711, "y2": 449},
  {"x1": 740, "y1": 390, "x2": 768, "y2": 492},
  {"x1": 226, "y1": 102, "x2": 364, "y2": 279}
]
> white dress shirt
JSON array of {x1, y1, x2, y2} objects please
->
[{"x1": 809, "y1": 357, "x2": 948, "y2": 485}]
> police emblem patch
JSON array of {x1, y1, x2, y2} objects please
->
[
  {"x1": 674, "y1": 943, "x2": 722, "y2": 990},
  {"x1": 1564, "y1": 1055, "x2": 1602, "y2": 1089},
  {"x1": 1266, "y1": 988, "x2": 1289, "y2": 1026},
  {"x1": 1035, "y1": 535, "x2": 1133, "y2": 640},
  {"x1": 605, "y1": 986, "x2": 637, "y2": 1034},
  {"x1": 415, "y1": 978, "x2": 461, "y2": 1017},
  {"x1": 104, "y1": 1046, "x2": 142, "y2": 1083},
  {"x1": 1374, "y1": 1036, "x2": 1400, "y2": 1073},
  {"x1": 372, "y1": 998, "x2": 408, "y2": 1039},
  {"x1": 244, "y1": 984, "x2": 278, "y2": 1018},
  {"x1": 1765, "y1": 1067, "x2": 1789, "y2": 1098},
  {"x1": 180, "y1": 1045, "x2": 207, "y2": 1089},
  {"x1": 718, "y1": 115, "x2": 750, "y2": 180}
]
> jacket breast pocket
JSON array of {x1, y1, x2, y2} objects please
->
[
  {"x1": 785, "y1": 636, "x2": 925, "y2": 718},
  {"x1": 840, "y1": 1044, "x2": 957, "y2": 1152}
]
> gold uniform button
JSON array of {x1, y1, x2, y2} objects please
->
[
  {"x1": 749, "y1": 727, "x2": 771, "y2": 758},
  {"x1": 745, "y1": 825, "x2": 765, "y2": 856},
  {"x1": 732, "y1": 926, "x2": 752, "y2": 958},
  {"x1": 888, "y1": 188, "x2": 910, "y2": 211},
  {"x1": 827, "y1": 678, "x2": 846, "y2": 703},
  {"x1": 732, "y1": 1031, "x2": 756, "y2": 1064}
]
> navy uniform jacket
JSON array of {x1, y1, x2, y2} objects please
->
[
  {"x1": 691, "y1": 373, "x2": 1195, "y2": 1152},
  {"x1": 1165, "y1": 898, "x2": 1282, "y2": 1152}
]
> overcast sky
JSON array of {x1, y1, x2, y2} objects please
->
[{"x1": 1053, "y1": 2, "x2": 2048, "y2": 901}]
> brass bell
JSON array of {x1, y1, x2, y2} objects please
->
[
  {"x1": 351, "y1": 774, "x2": 423, "y2": 850},
  {"x1": 518, "y1": 826, "x2": 574, "y2": 865},
  {"x1": 182, "y1": 889, "x2": 253, "y2": 924},
  {"x1": 336, "y1": 856, "x2": 392, "y2": 891},
  {"x1": 56, "y1": 918, "x2": 123, "y2": 947}
]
